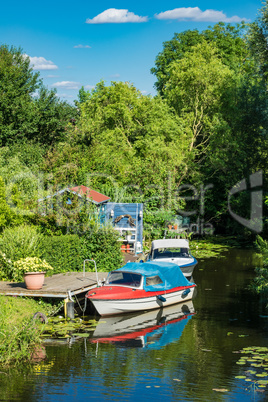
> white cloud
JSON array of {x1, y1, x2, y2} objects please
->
[
  {"x1": 84, "y1": 85, "x2": 95, "y2": 90},
  {"x1": 74, "y1": 44, "x2": 91, "y2": 48},
  {"x1": 86, "y1": 8, "x2": 148, "y2": 24},
  {"x1": 155, "y1": 7, "x2": 249, "y2": 23},
  {"x1": 28, "y1": 56, "x2": 58, "y2": 70},
  {"x1": 52, "y1": 81, "x2": 81, "y2": 90},
  {"x1": 46, "y1": 74, "x2": 60, "y2": 78},
  {"x1": 56, "y1": 93, "x2": 74, "y2": 99}
]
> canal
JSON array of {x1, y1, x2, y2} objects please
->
[{"x1": 1, "y1": 248, "x2": 268, "y2": 401}]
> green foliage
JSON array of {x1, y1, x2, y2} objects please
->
[
  {"x1": 82, "y1": 226, "x2": 123, "y2": 272},
  {"x1": 33, "y1": 87, "x2": 78, "y2": 145},
  {"x1": 38, "y1": 226, "x2": 123, "y2": 274},
  {"x1": 0, "y1": 224, "x2": 42, "y2": 261},
  {"x1": 39, "y1": 234, "x2": 86, "y2": 273},
  {"x1": 0, "y1": 296, "x2": 52, "y2": 367},
  {"x1": 0, "y1": 45, "x2": 77, "y2": 147},
  {"x1": 143, "y1": 209, "x2": 175, "y2": 242},
  {"x1": 247, "y1": 0, "x2": 268, "y2": 80},
  {"x1": 0, "y1": 225, "x2": 43, "y2": 280},
  {"x1": 0, "y1": 176, "x2": 18, "y2": 230},
  {"x1": 0, "y1": 45, "x2": 40, "y2": 145},
  {"x1": 151, "y1": 23, "x2": 249, "y2": 95},
  {"x1": 251, "y1": 235, "x2": 268, "y2": 297},
  {"x1": 75, "y1": 80, "x2": 189, "y2": 210}
]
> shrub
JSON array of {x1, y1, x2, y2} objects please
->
[
  {"x1": 0, "y1": 224, "x2": 42, "y2": 262},
  {"x1": 0, "y1": 225, "x2": 43, "y2": 281},
  {"x1": 39, "y1": 234, "x2": 86, "y2": 273},
  {"x1": 82, "y1": 226, "x2": 123, "y2": 272}
]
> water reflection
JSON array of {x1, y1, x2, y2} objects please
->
[{"x1": 91, "y1": 301, "x2": 195, "y2": 349}]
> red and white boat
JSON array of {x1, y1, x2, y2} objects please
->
[{"x1": 86, "y1": 261, "x2": 196, "y2": 316}]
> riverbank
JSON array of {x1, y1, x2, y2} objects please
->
[{"x1": 0, "y1": 296, "x2": 59, "y2": 367}]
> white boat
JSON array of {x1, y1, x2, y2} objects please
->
[
  {"x1": 86, "y1": 261, "x2": 196, "y2": 316},
  {"x1": 147, "y1": 238, "x2": 197, "y2": 278}
]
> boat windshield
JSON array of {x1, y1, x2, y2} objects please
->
[
  {"x1": 106, "y1": 271, "x2": 142, "y2": 288},
  {"x1": 152, "y1": 247, "x2": 190, "y2": 259}
]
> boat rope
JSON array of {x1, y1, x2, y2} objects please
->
[
  {"x1": 82, "y1": 296, "x2": 88, "y2": 314},
  {"x1": 74, "y1": 293, "x2": 83, "y2": 313}
]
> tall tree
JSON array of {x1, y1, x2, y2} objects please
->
[
  {"x1": 151, "y1": 23, "x2": 248, "y2": 96},
  {"x1": 0, "y1": 45, "x2": 40, "y2": 145},
  {"x1": 0, "y1": 45, "x2": 77, "y2": 146},
  {"x1": 248, "y1": 0, "x2": 268, "y2": 80},
  {"x1": 76, "y1": 81, "x2": 190, "y2": 208}
]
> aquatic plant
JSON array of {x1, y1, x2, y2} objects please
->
[{"x1": 235, "y1": 346, "x2": 268, "y2": 392}]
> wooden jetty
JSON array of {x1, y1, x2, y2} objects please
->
[{"x1": 0, "y1": 272, "x2": 107, "y2": 299}]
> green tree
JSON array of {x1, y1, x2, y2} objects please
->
[
  {"x1": 151, "y1": 23, "x2": 248, "y2": 96},
  {"x1": 248, "y1": 0, "x2": 268, "y2": 80},
  {"x1": 0, "y1": 45, "x2": 77, "y2": 146},
  {"x1": 77, "y1": 81, "x2": 190, "y2": 209},
  {"x1": 33, "y1": 87, "x2": 77, "y2": 145},
  {"x1": 0, "y1": 45, "x2": 39, "y2": 145}
]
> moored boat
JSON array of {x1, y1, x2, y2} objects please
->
[
  {"x1": 147, "y1": 238, "x2": 197, "y2": 278},
  {"x1": 85, "y1": 261, "x2": 196, "y2": 316}
]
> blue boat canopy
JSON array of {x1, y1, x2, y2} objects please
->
[{"x1": 116, "y1": 261, "x2": 193, "y2": 292}]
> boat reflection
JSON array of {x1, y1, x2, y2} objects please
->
[{"x1": 90, "y1": 300, "x2": 195, "y2": 349}]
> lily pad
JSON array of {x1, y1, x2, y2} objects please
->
[{"x1": 72, "y1": 333, "x2": 89, "y2": 337}]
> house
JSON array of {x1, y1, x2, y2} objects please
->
[
  {"x1": 37, "y1": 185, "x2": 110, "y2": 223},
  {"x1": 105, "y1": 202, "x2": 143, "y2": 254},
  {"x1": 38, "y1": 186, "x2": 143, "y2": 253}
]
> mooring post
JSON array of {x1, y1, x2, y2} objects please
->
[{"x1": 64, "y1": 290, "x2": 75, "y2": 319}]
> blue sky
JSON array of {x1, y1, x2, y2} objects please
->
[{"x1": 0, "y1": 1, "x2": 263, "y2": 102}]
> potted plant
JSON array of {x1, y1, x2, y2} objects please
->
[{"x1": 13, "y1": 257, "x2": 54, "y2": 290}]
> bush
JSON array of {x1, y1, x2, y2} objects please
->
[
  {"x1": 39, "y1": 227, "x2": 123, "y2": 274},
  {"x1": 40, "y1": 234, "x2": 86, "y2": 273},
  {"x1": 0, "y1": 225, "x2": 43, "y2": 281},
  {"x1": 82, "y1": 226, "x2": 123, "y2": 272},
  {"x1": 0, "y1": 224, "x2": 42, "y2": 261}
]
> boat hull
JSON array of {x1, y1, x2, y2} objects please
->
[{"x1": 88, "y1": 285, "x2": 195, "y2": 316}]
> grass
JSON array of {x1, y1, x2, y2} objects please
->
[{"x1": 0, "y1": 295, "x2": 59, "y2": 367}]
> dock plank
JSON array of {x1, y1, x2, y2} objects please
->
[{"x1": 0, "y1": 272, "x2": 107, "y2": 298}]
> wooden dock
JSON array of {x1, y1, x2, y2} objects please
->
[{"x1": 0, "y1": 272, "x2": 108, "y2": 299}]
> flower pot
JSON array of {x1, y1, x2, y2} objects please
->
[
  {"x1": 174, "y1": 224, "x2": 178, "y2": 230},
  {"x1": 24, "y1": 272, "x2": 45, "y2": 290},
  {"x1": 168, "y1": 225, "x2": 172, "y2": 230}
]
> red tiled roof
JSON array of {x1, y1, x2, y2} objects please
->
[{"x1": 70, "y1": 185, "x2": 110, "y2": 204}]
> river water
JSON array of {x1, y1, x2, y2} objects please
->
[{"x1": 1, "y1": 249, "x2": 268, "y2": 401}]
